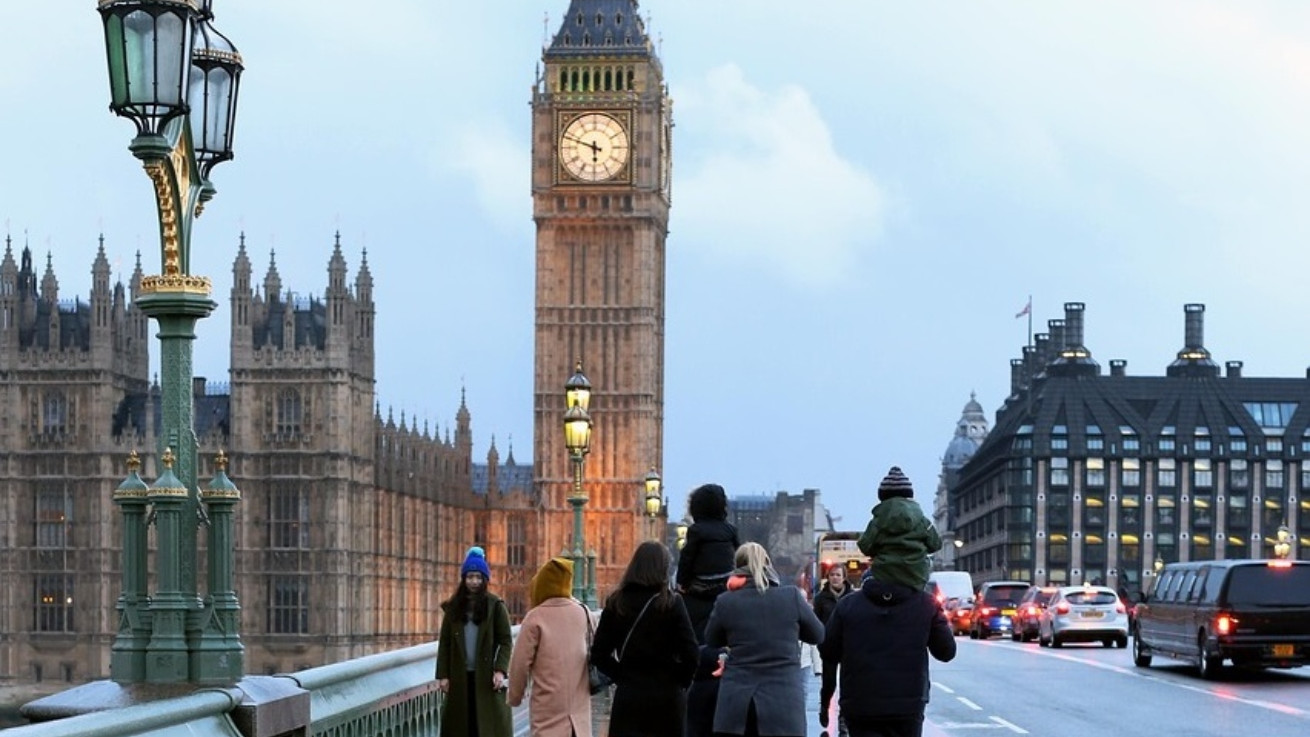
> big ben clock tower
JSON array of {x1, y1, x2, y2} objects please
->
[{"x1": 532, "y1": 0, "x2": 672, "y2": 599}]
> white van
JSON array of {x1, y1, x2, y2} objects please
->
[{"x1": 929, "y1": 571, "x2": 975, "y2": 605}]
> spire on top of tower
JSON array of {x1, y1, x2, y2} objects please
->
[
  {"x1": 40, "y1": 252, "x2": 58, "y2": 301},
  {"x1": 263, "y1": 249, "x2": 282, "y2": 301},
  {"x1": 546, "y1": 0, "x2": 652, "y2": 59}
]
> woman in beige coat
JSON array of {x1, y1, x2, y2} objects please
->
[{"x1": 507, "y1": 558, "x2": 593, "y2": 737}]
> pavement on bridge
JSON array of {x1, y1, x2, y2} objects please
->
[{"x1": 520, "y1": 664, "x2": 951, "y2": 737}]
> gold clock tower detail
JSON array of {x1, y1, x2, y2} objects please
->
[{"x1": 532, "y1": 0, "x2": 672, "y2": 599}]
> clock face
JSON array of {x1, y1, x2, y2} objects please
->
[{"x1": 559, "y1": 112, "x2": 630, "y2": 182}]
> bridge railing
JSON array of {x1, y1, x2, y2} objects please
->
[{"x1": 10, "y1": 633, "x2": 548, "y2": 737}]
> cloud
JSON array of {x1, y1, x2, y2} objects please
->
[
  {"x1": 673, "y1": 64, "x2": 884, "y2": 287},
  {"x1": 436, "y1": 118, "x2": 531, "y2": 234}
]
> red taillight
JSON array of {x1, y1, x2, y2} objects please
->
[
  {"x1": 1055, "y1": 601, "x2": 1071, "y2": 615},
  {"x1": 1214, "y1": 613, "x2": 1237, "y2": 635},
  {"x1": 978, "y1": 606, "x2": 995, "y2": 617}
]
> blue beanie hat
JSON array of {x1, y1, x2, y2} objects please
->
[{"x1": 461, "y1": 546, "x2": 491, "y2": 579}]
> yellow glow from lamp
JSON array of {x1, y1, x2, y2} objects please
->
[{"x1": 563, "y1": 405, "x2": 592, "y2": 454}]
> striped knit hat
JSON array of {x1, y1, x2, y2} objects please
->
[{"x1": 878, "y1": 466, "x2": 914, "y2": 500}]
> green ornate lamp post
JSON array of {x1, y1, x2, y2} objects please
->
[
  {"x1": 564, "y1": 361, "x2": 596, "y2": 606},
  {"x1": 99, "y1": 0, "x2": 244, "y2": 684}
]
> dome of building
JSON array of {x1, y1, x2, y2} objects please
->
[{"x1": 943, "y1": 392, "x2": 989, "y2": 470}]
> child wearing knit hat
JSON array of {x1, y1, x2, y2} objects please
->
[{"x1": 856, "y1": 466, "x2": 942, "y2": 591}]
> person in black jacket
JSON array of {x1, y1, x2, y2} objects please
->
[
  {"x1": 818, "y1": 576, "x2": 956, "y2": 737},
  {"x1": 810, "y1": 564, "x2": 853, "y2": 678},
  {"x1": 592, "y1": 541, "x2": 699, "y2": 737},
  {"x1": 677, "y1": 484, "x2": 739, "y2": 737},
  {"x1": 676, "y1": 483, "x2": 741, "y2": 640}
]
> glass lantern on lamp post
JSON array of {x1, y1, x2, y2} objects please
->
[
  {"x1": 644, "y1": 467, "x2": 663, "y2": 541},
  {"x1": 563, "y1": 361, "x2": 595, "y2": 606},
  {"x1": 99, "y1": 0, "x2": 244, "y2": 686},
  {"x1": 1274, "y1": 525, "x2": 1293, "y2": 560}
]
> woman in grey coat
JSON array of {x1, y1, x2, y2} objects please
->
[{"x1": 704, "y1": 542, "x2": 825, "y2": 737}]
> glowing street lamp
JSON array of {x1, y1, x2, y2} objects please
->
[{"x1": 563, "y1": 361, "x2": 595, "y2": 605}]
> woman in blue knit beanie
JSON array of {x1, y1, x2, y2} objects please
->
[{"x1": 435, "y1": 546, "x2": 513, "y2": 737}]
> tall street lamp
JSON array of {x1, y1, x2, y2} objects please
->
[
  {"x1": 99, "y1": 0, "x2": 244, "y2": 685},
  {"x1": 564, "y1": 361, "x2": 596, "y2": 606}
]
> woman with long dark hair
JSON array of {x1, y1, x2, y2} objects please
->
[
  {"x1": 592, "y1": 541, "x2": 699, "y2": 737},
  {"x1": 435, "y1": 547, "x2": 513, "y2": 737}
]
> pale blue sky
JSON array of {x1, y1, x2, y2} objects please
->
[{"x1": 5, "y1": 1, "x2": 1310, "y2": 529}]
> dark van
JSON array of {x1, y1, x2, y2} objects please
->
[{"x1": 1132, "y1": 558, "x2": 1310, "y2": 679}]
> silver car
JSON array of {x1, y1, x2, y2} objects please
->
[{"x1": 1038, "y1": 584, "x2": 1129, "y2": 648}]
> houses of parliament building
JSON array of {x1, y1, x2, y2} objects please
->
[{"x1": 1, "y1": 0, "x2": 673, "y2": 684}]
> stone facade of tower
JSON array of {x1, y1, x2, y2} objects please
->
[
  {"x1": 0, "y1": 237, "x2": 150, "y2": 684},
  {"x1": 530, "y1": 0, "x2": 673, "y2": 600},
  {"x1": 0, "y1": 236, "x2": 535, "y2": 686}
]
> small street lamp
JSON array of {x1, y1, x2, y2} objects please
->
[
  {"x1": 675, "y1": 519, "x2": 690, "y2": 551},
  {"x1": 563, "y1": 361, "x2": 596, "y2": 606},
  {"x1": 644, "y1": 468, "x2": 663, "y2": 517},
  {"x1": 1274, "y1": 525, "x2": 1293, "y2": 560},
  {"x1": 99, "y1": 0, "x2": 244, "y2": 685}
]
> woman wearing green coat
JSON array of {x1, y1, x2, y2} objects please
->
[{"x1": 436, "y1": 547, "x2": 513, "y2": 737}]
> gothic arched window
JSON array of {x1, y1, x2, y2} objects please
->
[
  {"x1": 276, "y1": 388, "x2": 302, "y2": 437},
  {"x1": 43, "y1": 392, "x2": 68, "y2": 436}
]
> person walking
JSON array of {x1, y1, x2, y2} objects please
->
[
  {"x1": 810, "y1": 564, "x2": 853, "y2": 676},
  {"x1": 592, "y1": 541, "x2": 699, "y2": 737},
  {"x1": 818, "y1": 567, "x2": 957, "y2": 737},
  {"x1": 507, "y1": 557, "x2": 592, "y2": 737},
  {"x1": 704, "y1": 542, "x2": 825, "y2": 737},
  {"x1": 435, "y1": 547, "x2": 513, "y2": 737}
]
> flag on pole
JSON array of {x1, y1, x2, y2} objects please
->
[{"x1": 1014, "y1": 297, "x2": 1031, "y2": 319}]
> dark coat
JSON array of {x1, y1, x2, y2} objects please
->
[
  {"x1": 676, "y1": 519, "x2": 740, "y2": 591},
  {"x1": 812, "y1": 581, "x2": 852, "y2": 625},
  {"x1": 592, "y1": 585, "x2": 699, "y2": 737},
  {"x1": 435, "y1": 593, "x2": 514, "y2": 737},
  {"x1": 704, "y1": 583, "x2": 824, "y2": 736},
  {"x1": 818, "y1": 579, "x2": 956, "y2": 721},
  {"x1": 856, "y1": 497, "x2": 942, "y2": 590}
]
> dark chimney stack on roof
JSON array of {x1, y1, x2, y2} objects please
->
[
  {"x1": 1110, "y1": 359, "x2": 1127, "y2": 377},
  {"x1": 1227, "y1": 361, "x2": 1243, "y2": 379},
  {"x1": 1168, "y1": 303, "x2": 1220, "y2": 377},
  {"x1": 1048, "y1": 302, "x2": 1099, "y2": 376},
  {"x1": 1010, "y1": 358, "x2": 1025, "y2": 397}
]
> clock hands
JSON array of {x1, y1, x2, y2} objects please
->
[{"x1": 563, "y1": 133, "x2": 603, "y2": 161}]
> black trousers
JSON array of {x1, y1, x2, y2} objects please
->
[
  {"x1": 845, "y1": 713, "x2": 924, "y2": 737},
  {"x1": 464, "y1": 671, "x2": 480, "y2": 737}
]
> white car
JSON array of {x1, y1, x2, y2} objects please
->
[{"x1": 1038, "y1": 584, "x2": 1129, "y2": 648}]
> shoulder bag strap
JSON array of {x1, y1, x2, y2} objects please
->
[
  {"x1": 618, "y1": 594, "x2": 658, "y2": 661},
  {"x1": 579, "y1": 600, "x2": 595, "y2": 645}
]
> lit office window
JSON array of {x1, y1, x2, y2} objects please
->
[
  {"x1": 1086, "y1": 457, "x2": 1106, "y2": 487},
  {"x1": 1121, "y1": 458, "x2": 1141, "y2": 487}
]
